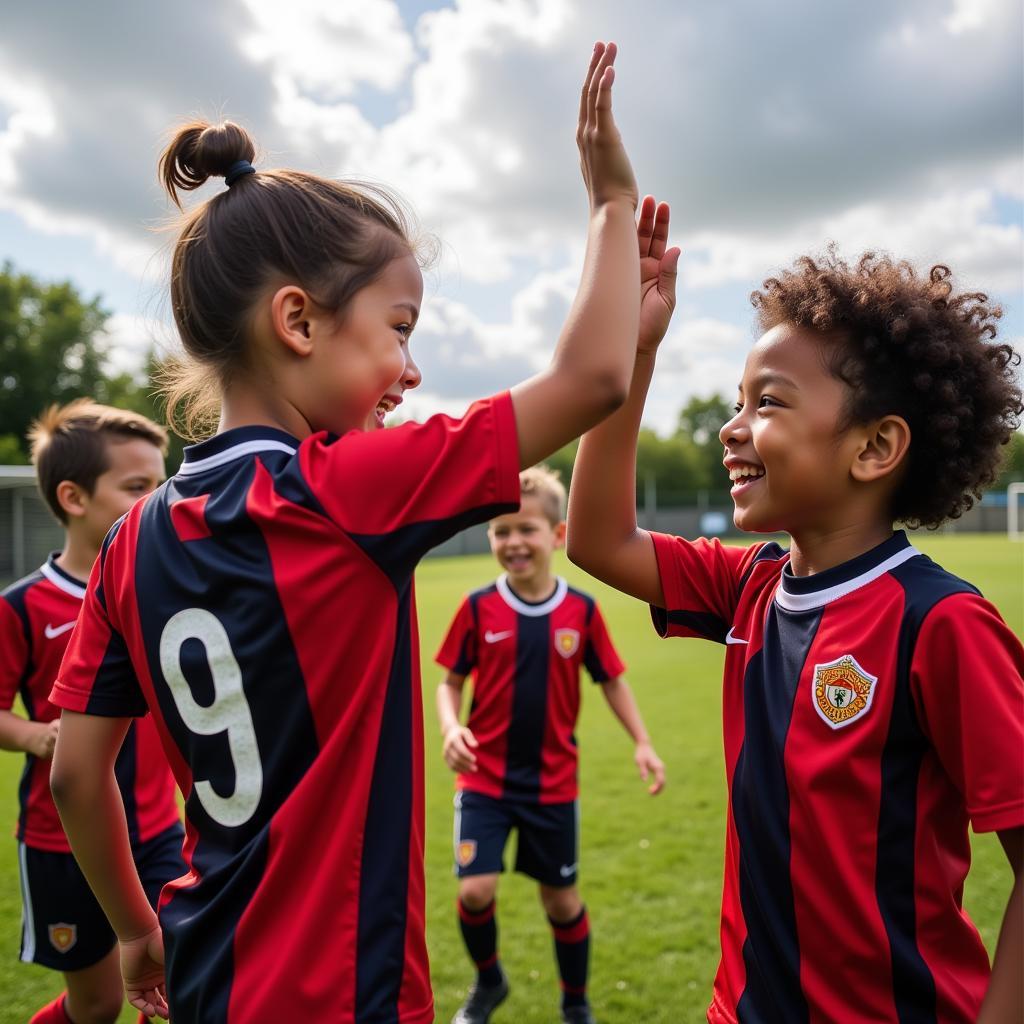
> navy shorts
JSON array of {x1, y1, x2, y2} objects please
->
[
  {"x1": 453, "y1": 790, "x2": 579, "y2": 888},
  {"x1": 18, "y1": 821, "x2": 186, "y2": 971}
]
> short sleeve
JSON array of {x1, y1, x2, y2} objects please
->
[
  {"x1": 298, "y1": 393, "x2": 520, "y2": 579},
  {"x1": 583, "y1": 603, "x2": 626, "y2": 683},
  {"x1": 650, "y1": 534, "x2": 773, "y2": 643},
  {"x1": 911, "y1": 592, "x2": 1024, "y2": 834},
  {"x1": 0, "y1": 597, "x2": 29, "y2": 712},
  {"x1": 49, "y1": 540, "x2": 147, "y2": 718},
  {"x1": 436, "y1": 598, "x2": 478, "y2": 676}
]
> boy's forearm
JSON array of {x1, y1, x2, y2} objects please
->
[
  {"x1": 601, "y1": 677, "x2": 651, "y2": 745},
  {"x1": 0, "y1": 709, "x2": 46, "y2": 753},
  {"x1": 436, "y1": 680, "x2": 463, "y2": 735},
  {"x1": 567, "y1": 349, "x2": 657, "y2": 570}
]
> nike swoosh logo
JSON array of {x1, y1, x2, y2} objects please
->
[
  {"x1": 484, "y1": 630, "x2": 514, "y2": 644},
  {"x1": 725, "y1": 627, "x2": 749, "y2": 646},
  {"x1": 559, "y1": 863, "x2": 577, "y2": 878},
  {"x1": 44, "y1": 621, "x2": 76, "y2": 639}
]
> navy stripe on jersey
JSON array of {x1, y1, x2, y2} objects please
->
[
  {"x1": 85, "y1": 626, "x2": 147, "y2": 717},
  {"x1": 872, "y1": 558, "x2": 978, "y2": 1024},
  {"x1": 733, "y1": 603, "x2": 819, "y2": 1024},
  {"x1": 663, "y1": 608, "x2": 729, "y2": 644},
  {"x1": 504, "y1": 613, "x2": 551, "y2": 800},
  {"x1": 737, "y1": 542, "x2": 788, "y2": 594},
  {"x1": 135, "y1": 456, "x2": 321, "y2": 1016},
  {"x1": 356, "y1": 581, "x2": 415, "y2": 1021}
]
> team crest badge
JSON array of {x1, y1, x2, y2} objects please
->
[
  {"x1": 554, "y1": 628, "x2": 580, "y2": 658},
  {"x1": 457, "y1": 840, "x2": 477, "y2": 867},
  {"x1": 813, "y1": 655, "x2": 876, "y2": 730},
  {"x1": 48, "y1": 923, "x2": 77, "y2": 953}
]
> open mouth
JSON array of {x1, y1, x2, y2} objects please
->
[
  {"x1": 728, "y1": 464, "x2": 765, "y2": 495},
  {"x1": 504, "y1": 554, "x2": 532, "y2": 572},
  {"x1": 374, "y1": 396, "x2": 398, "y2": 429}
]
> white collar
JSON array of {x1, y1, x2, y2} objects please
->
[{"x1": 495, "y1": 574, "x2": 568, "y2": 617}]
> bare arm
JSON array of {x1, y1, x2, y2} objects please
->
[
  {"x1": 566, "y1": 200, "x2": 680, "y2": 606},
  {"x1": 600, "y1": 676, "x2": 665, "y2": 795},
  {"x1": 51, "y1": 711, "x2": 168, "y2": 1018},
  {"x1": 978, "y1": 827, "x2": 1023, "y2": 1023},
  {"x1": 511, "y1": 42, "x2": 640, "y2": 468},
  {"x1": 0, "y1": 709, "x2": 59, "y2": 758},
  {"x1": 436, "y1": 671, "x2": 478, "y2": 774}
]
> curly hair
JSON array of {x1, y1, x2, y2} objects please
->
[{"x1": 751, "y1": 248, "x2": 1022, "y2": 528}]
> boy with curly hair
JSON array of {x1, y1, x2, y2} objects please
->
[{"x1": 567, "y1": 235, "x2": 1023, "y2": 1023}]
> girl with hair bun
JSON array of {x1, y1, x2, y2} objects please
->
[{"x1": 47, "y1": 42, "x2": 676, "y2": 1024}]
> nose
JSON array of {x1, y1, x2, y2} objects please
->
[
  {"x1": 719, "y1": 408, "x2": 748, "y2": 447},
  {"x1": 403, "y1": 351, "x2": 422, "y2": 391}
]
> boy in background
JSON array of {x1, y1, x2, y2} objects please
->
[
  {"x1": 567, "y1": 225, "x2": 1024, "y2": 1023},
  {"x1": 0, "y1": 400, "x2": 184, "y2": 1024},
  {"x1": 436, "y1": 465, "x2": 665, "y2": 1024}
]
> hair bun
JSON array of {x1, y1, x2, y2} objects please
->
[{"x1": 159, "y1": 120, "x2": 256, "y2": 208}]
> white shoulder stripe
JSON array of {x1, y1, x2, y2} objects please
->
[
  {"x1": 39, "y1": 561, "x2": 87, "y2": 599},
  {"x1": 775, "y1": 546, "x2": 921, "y2": 612},
  {"x1": 178, "y1": 440, "x2": 298, "y2": 476}
]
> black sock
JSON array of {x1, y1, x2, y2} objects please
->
[
  {"x1": 550, "y1": 906, "x2": 590, "y2": 1008},
  {"x1": 458, "y1": 898, "x2": 503, "y2": 988}
]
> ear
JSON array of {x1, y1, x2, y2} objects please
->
[
  {"x1": 850, "y1": 415, "x2": 911, "y2": 484},
  {"x1": 55, "y1": 480, "x2": 88, "y2": 521},
  {"x1": 270, "y1": 285, "x2": 316, "y2": 357},
  {"x1": 553, "y1": 521, "x2": 567, "y2": 549}
]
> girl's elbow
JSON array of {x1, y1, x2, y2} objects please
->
[{"x1": 49, "y1": 762, "x2": 76, "y2": 809}]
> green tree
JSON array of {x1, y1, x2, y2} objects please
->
[
  {"x1": 674, "y1": 394, "x2": 733, "y2": 499},
  {"x1": 993, "y1": 430, "x2": 1024, "y2": 490},
  {"x1": 0, "y1": 263, "x2": 175, "y2": 464}
]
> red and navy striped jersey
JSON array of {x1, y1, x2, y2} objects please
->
[
  {"x1": 437, "y1": 575, "x2": 625, "y2": 804},
  {"x1": 650, "y1": 529, "x2": 1024, "y2": 1024},
  {"x1": 0, "y1": 555, "x2": 180, "y2": 853},
  {"x1": 50, "y1": 395, "x2": 519, "y2": 1024}
]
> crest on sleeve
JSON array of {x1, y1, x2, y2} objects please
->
[
  {"x1": 554, "y1": 628, "x2": 580, "y2": 658},
  {"x1": 457, "y1": 840, "x2": 477, "y2": 867},
  {"x1": 48, "y1": 922, "x2": 77, "y2": 953},
  {"x1": 812, "y1": 655, "x2": 876, "y2": 729}
]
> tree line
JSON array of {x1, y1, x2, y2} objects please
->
[{"x1": 2, "y1": 264, "x2": 1022, "y2": 503}]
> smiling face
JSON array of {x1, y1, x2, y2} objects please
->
[
  {"x1": 308, "y1": 252, "x2": 424, "y2": 434},
  {"x1": 719, "y1": 322, "x2": 867, "y2": 536},
  {"x1": 487, "y1": 496, "x2": 566, "y2": 587}
]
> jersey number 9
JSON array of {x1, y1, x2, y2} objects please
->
[{"x1": 159, "y1": 608, "x2": 263, "y2": 827}]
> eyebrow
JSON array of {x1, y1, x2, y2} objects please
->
[
  {"x1": 392, "y1": 302, "x2": 419, "y2": 323},
  {"x1": 739, "y1": 371, "x2": 798, "y2": 393}
]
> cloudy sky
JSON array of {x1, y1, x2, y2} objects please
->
[{"x1": 1, "y1": 0, "x2": 1021, "y2": 433}]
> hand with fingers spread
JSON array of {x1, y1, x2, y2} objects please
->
[
  {"x1": 577, "y1": 41, "x2": 638, "y2": 211},
  {"x1": 636, "y1": 195, "x2": 681, "y2": 355}
]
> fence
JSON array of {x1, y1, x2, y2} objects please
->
[{"x1": 1, "y1": 467, "x2": 1018, "y2": 587}]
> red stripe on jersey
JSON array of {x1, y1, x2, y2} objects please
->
[{"x1": 169, "y1": 494, "x2": 211, "y2": 541}]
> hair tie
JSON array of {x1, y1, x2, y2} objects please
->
[{"x1": 225, "y1": 160, "x2": 256, "y2": 187}]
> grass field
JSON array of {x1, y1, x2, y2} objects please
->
[{"x1": 0, "y1": 534, "x2": 1020, "y2": 1023}]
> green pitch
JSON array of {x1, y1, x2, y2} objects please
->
[{"x1": 0, "y1": 534, "x2": 1020, "y2": 1023}]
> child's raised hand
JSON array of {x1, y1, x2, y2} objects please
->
[
  {"x1": 637, "y1": 196, "x2": 680, "y2": 355},
  {"x1": 121, "y1": 925, "x2": 169, "y2": 1018},
  {"x1": 443, "y1": 724, "x2": 479, "y2": 774},
  {"x1": 635, "y1": 740, "x2": 666, "y2": 796},
  {"x1": 577, "y1": 42, "x2": 638, "y2": 211}
]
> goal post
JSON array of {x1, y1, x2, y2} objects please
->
[{"x1": 1008, "y1": 482, "x2": 1024, "y2": 541}]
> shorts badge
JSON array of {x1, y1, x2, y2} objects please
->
[
  {"x1": 48, "y1": 922, "x2": 77, "y2": 953},
  {"x1": 813, "y1": 655, "x2": 876, "y2": 730},
  {"x1": 554, "y1": 628, "x2": 580, "y2": 658},
  {"x1": 457, "y1": 840, "x2": 477, "y2": 867}
]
